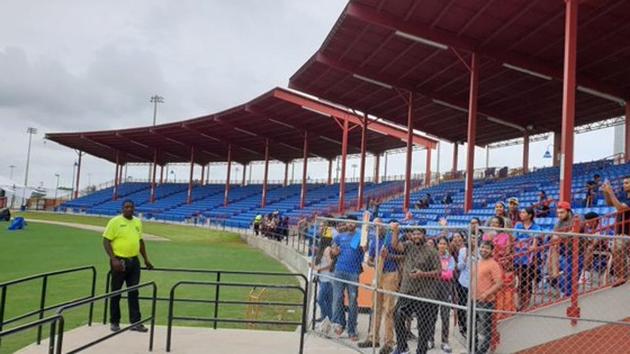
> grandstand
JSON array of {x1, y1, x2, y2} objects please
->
[
  {"x1": 58, "y1": 158, "x2": 629, "y2": 233},
  {"x1": 59, "y1": 180, "x2": 405, "y2": 228},
  {"x1": 370, "y1": 159, "x2": 630, "y2": 232}
]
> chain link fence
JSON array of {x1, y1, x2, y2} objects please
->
[{"x1": 305, "y1": 213, "x2": 630, "y2": 354}]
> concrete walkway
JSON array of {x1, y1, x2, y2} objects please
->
[
  {"x1": 16, "y1": 325, "x2": 358, "y2": 354},
  {"x1": 28, "y1": 219, "x2": 169, "y2": 242}
]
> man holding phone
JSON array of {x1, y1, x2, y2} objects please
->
[
  {"x1": 390, "y1": 223, "x2": 441, "y2": 354},
  {"x1": 103, "y1": 199, "x2": 154, "y2": 332},
  {"x1": 330, "y1": 215, "x2": 365, "y2": 341}
]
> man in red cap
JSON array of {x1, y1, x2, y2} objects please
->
[
  {"x1": 549, "y1": 201, "x2": 584, "y2": 296},
  {"x1": 602, "y1": 178, "x2": 630, "y2": 286}
]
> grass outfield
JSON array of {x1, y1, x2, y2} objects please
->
[
  {"x1": 0, "y1": 214, "x2": 303, "y2": 354},
  {"x1": 14, "y1": 211, "x2": 236, "y2": 243}
]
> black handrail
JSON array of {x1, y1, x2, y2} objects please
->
[
  {"x1": 102, "y1": 267, "x2": 307, "y2": 325},
  {"x1": 0, "y1": 315, "x2": 61, "y2": 353},
  {"x1": 166, "y1": 280, "x2": 308, "y2": 353},
  {"x1": 0, "y1": 266, "x2": 96, "y2": 347},
  {"x1": 54, "y1": 281, "x2": 157, "y2": 354}
]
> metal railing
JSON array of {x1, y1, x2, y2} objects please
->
[
  {"x1": 166, "y1": 280, "x2": 308, "y2": 353},
  {"x1": 101, "y1": 267, "x2": 307, "y2": 325},
  {"x1": 0, "y1": 266, "x2": 96, "y2": 347},
  {"x1": 54, "y1": 281, "x2": 157, "y2": 354},
  {"x1": 0, "y1": 315, "x2": 62, "y2": 353}
]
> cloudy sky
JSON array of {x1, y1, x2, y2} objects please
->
[{"x1": 0, "y1": 0, "x2": 619, "y2": 194}]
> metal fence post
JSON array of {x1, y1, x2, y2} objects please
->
[
  {"x1": 36, "y1": 275, "x2": 48, "y2": 344},
  {"x1": 149, "y1": 284, "x2": 157, "y2": 352},
  {"x1": 299, "y1": 286, "x2": 308, "y2": 354},
  {"x1": 48, "y1": 319, "x2": 57, "y2": 354},
  {"x1": 166, "y1": 285, "x2": 176, "y2": 352},
  {"x1": 102, "y1": 271, "x2": 111, "y2": 324},
  {"x1": 311, "y1": 280, "x2": 318, "y2": 330},
  {"x1": 466, "y1": 223, "x2": 476, "y2": 354},
  {"x1": 88, "y1": 267, "x2": 96, "y2": 326},
  {"x1": 213, "y1": 272, "x2": 221, "y2": 330},
  {"x1": 0, "y1": 286, "x2": 6, "y2": 347}
]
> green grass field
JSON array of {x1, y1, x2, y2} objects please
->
[{"x1": 0, "y1": 213, "x2": 303, "y2": 354}]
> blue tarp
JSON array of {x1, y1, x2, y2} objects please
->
[{"x1": 8, "y1": 217, "x2": 26, "y2": 231}]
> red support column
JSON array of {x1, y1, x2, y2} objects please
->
[
  {"x1": 553, "y1": 132, "x2": 561, "y2": 167},
  {"x1": 357, "y1": 115, "x2": 368, "y2": 209},
  {"x1": 327, "y1": 159, "x2": 333, "y2": 185},
  {"x1": 241, "y1": 164, "x2": 247, "y2": 186},
  {"x1": 160, "y1": 165, "x2": 164, "y2": 184},
  {"x1": 523, "y1": 132, "x2": 530, "y2": 173},
  {"x1": 559, "y1": 0, "x2": 578, "y2": 204},
  {"x1": 374, "y1": 153, "x2": 381, "y2": 184},
  {"x1": 150, "y1": 150, "x2": 158, "y2": 202},
  {"x1": 452, "y1": 142, "x2": 459, "y2": 178},
  {"x1": 118, "y1": 163, "x2": 124, "y2": 187},
  {"x1": 201, "y1": 165, "x2": 206, "y2": 186},
  {"x1": 339, "y1": 119, "x2": 349, "y2": 213},
  {"x1": 224, "y1": 145, "x2": 232, "y2": 207},
  {"x1": 561, "y1": 0, "x2": 580, "y2": 323},
  {"x1": 403, "y1": 92, "x2": 414, "y2": 212},
  {"x1": 425, "y1": 148, "x2": 432, "y2": 187},
  {"x1": 464, "y1": 53, "x2": 479, "y2": 212},
  {"x1": 262, "y1": 139, "x2": 270, "y2": 208},
  {"x1": 283, "y1": 162, "x2": 289, "y2": 186},
  {"x1": 187, "y1": 147, "x2": 195, "y2": 204},
  {"x1": 74, "y1": 151, "x2": 82, "y2": 199},
  {"x1": 625, "y1": 102, "x2": 630, "y2": 162},
  {"x1": 300, "y1": 131, "x2": 309, "y2": 209}
]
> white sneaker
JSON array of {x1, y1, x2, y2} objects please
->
[
  {"x1": 441, "y1": 342, "x2": 453, "y2": 353},
  {"x1": 320, "y1": 317, "x2": 332, "y2": 335}
]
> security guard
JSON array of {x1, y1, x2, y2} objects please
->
[
  {"x1": 103, "y1": 199, "x2": 154, "y2": 332},
  {"x1": 253, "y1": 214, "x2": 263, "y2": 236}
]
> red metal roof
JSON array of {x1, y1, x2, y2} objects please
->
[
  {"x1": 289, "y1": 0, "x2": 630, "y2": 146},
  {"x1": 46, "y1": 87, "x2": 436, "y2": 165}
]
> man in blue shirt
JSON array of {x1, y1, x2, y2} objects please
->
[
  {"x1": 358, "y1": 218, "x2": 400, "y2": 351},
  {"x1": 603, "y1": 178, "x2": 630, "y2": 287},
  {"x1": 331, "y1": 215, "x2": 365, "y2": 341}
]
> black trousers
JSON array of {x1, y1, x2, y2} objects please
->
[
  {"x1": 110, "y1": 256, "x2": 142, "y2": 325},
  {"x1": 394, "y1": 297, "x2": 438, "y2": 354},
  {"x1": 455, "y1": 282, "x2": 469, "y2": 335}
]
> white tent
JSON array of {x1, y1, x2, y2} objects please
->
[{"x1": 0, "y1": 176, "x2": 53, "y2": 207}]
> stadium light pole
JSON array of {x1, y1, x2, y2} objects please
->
[
  {"x1": 352, "y1": 163, "x2": 358, "y2": 179},
  {"x1": 71, "y1": 161, "x2": 78, "y2": 198},
  {"x1": 169, "y1": 170, "x2": 176, "y2": 182},
  {"x1": 21, "y1": 127, "x2": 37, "y2": 208},
  {"x1": 149, "y1": 95, "x2": 164, "y2": 180},
  {"x1": 54, "y1": 173, "x2": 60, "y2": 200},
  {"x1": 150, "y1": 95, "x2": 165, "y2": 125},
  {"x1": 9, "y1": 165, "x2": 16, "y2": 180}
]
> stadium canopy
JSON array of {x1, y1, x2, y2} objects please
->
[
  {"x1": 289, "y1": 0, "x2": 630, "y2": 211},
  {"x1": 46, "y1": 87, "x2": 437, "y2": 211}
]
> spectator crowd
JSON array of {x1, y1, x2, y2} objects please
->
[{"x1": 311, "y1": 177, "x2": 630, "y2": 354}]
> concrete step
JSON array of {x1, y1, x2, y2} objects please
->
[{"x1": 16, "y1": 325, "x2": 357, "y2": 354}]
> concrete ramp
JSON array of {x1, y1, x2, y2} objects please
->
[
  {"x1": 497, "y1": 282, "x2": 630, "y2": 353},
  {"x1": 16, "y1": 325, "x2": 358, "y2": 354}
]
